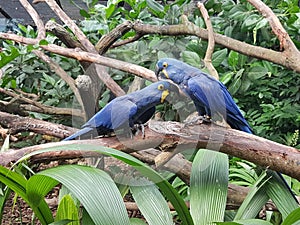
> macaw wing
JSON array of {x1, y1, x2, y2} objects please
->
[
  {"x1": 187, "y1": 75, "x2": 227, "y2": 117},
  {"x1": 83, "y1": 97, "x2": 138, "y2": 131},
  {"x1": 188, "y1": 74, "x2": 252, "y2": 133}
]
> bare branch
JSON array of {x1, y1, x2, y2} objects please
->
[
  {"x1": 19, "y1": 0, "x2": 45, "y2": 39},
  {"x1": 0, "y1": 32, "x2": 157, "y2": 81},
  {"x1": 0, "y1": 88, "x2": 83, "y2": 117},
  {"x1": 32, "y1": 50, "x2": 86, "y2": 120},
  {"x1": 197, "y1": 3, "x2": 219, "y2": 79},
  {"x1": 132, "y1": 21, "x2": 300, "y2": 73},
  {"x1": 95, "y1": 20, "x2": 134, "y2": 55},
  {"x1": 247, "y1": 0, "x2": 295, "y2": 52},
  {"x1": 0, "y1": 111, "x2": 76, "y2": 139}
]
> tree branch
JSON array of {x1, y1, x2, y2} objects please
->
[
  {"x1": 0, "y1": 88, "x2": 83, "y2": 117},
  {"x1": 1, "y1": 119, "x2": 299, "y2": 180},
  {"x1": 197, "y1": 3, "x2": 219, "y2": 79},
  {"x1": 131, "y1": 20, "x2": 300, "y2": 73},
  {"x1": 0, "y1": 111, "x2": 76, "y2": 139}
]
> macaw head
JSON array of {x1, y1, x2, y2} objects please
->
[
  {"x1": 155, "y1": 58, "x2": 194, "y2": 84},
  {"x1": 153, "y1": 80, "x2": 179, "y2": 103}
]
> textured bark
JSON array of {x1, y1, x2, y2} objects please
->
[{"x1": 1, "y1": 119, "x2": 299, "y2": 181}]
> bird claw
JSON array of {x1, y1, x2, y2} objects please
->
[{"x1": 183, "y1": 115, "x2": 211, "y2": 126}]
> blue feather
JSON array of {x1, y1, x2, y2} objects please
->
[
  {"x1": 156, "y1": 58, "x2": 297, "y2": 203},
  {"x1": 63, "y1": 81, "x2": 177, "y2": 140}
]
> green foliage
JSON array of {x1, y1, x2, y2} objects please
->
[{"x1": 1, "y1": 0, "x2": 300, "y2": 224}]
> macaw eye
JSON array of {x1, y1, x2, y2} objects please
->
[
  {"x1": 157, "y1": 84, "x2": 164, "y2": 90},
  {"x1": 163, "y1": 62, "x2": 168, "y2": 68}
]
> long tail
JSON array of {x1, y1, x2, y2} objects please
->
[{"x1": 63, "y1": 127, "x2": 93, "y2": 141}]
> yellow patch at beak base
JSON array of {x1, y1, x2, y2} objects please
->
[
  {"x1": 161, "y1": 89, "x2": 169, "y2": 103},
  {"x1": 162, "y1": 69, "x2": 169, "y2": 79}
]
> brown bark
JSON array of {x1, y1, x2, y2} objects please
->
[{"x1": 1, "y1": 119, "x2": 299, "y2": 181}]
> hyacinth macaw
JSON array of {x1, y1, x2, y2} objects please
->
[
  {"x1": 155, "y1": 58, "x2": 298, "y2": 203},
  {"x1": 64, "y1": 80, "x2": 178, "y2": 140},
  {"x1": 156, "y1": 58, "x2": 252, "y2": 133}
]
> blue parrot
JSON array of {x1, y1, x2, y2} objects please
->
[
  {"x1": 155, "y1": 58, "x2": 252, "y2": 133},
  {"x1": 64, "y1": 80, "x2": 178, "y2": 140},
  {"x1": 155, "y1": 58, "x2": 298, "y2": 203}
]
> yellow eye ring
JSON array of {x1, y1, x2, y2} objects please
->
[
  {"x1": 163, "y1": 62, "x2": 168, "y2": 68},
  {"x1": 157, "y1": 84, "x2": 164, "y2": 90}
]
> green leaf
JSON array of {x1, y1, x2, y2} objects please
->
[
  {"x1": 247, "y1": 66, "x2": 268, "y2": 80},
  {"x1": 0, "y1": 46, "x2": 20, "y2": 68},
  {"x1": 27, "y1": 175, "x2": 59, "y2": 207},
  {"x1": 146, "y1": 0, "x2": 165, "y2": 17},
  {"x1": 37, "y1": 165, "x2": 130, "y2": 225},
  {"x1": 228, "y1": 51, "x2": 239, "y2": 69},
  {"x1": 49, "y1": 219, "x2": 75, "y2": 225},
  {"x1": 190, "y1": 149, "x2": 228, "y2": 225},
  {"x1": 18, "y1": 144, "x2": 194, "y2": 225},
  {"x1": 265, "y1": 171, "x2": 299, "y2": 219},
  {"x1": 282, "y1": 207, "x2": 300, "y2": 225},
  {"x1": 182, "y1": 51, "x2": 201, "y2": 68},
  {"x1": 212, "y1": 49, "x2": 227, "y2": 67},
  {"x1": 130, "y1": 179, "x2": 173, "y2": 225},
  {"x1": 234, "y1": 171, "x2": 269, "y2": 220},
  {"x1": 220, "y1": 72, "x2": 233, "y2": 85},
  {"x1": 0, "y1": 165, "x2": 53, "y2": 225},
  {"x1": 129, "y1": 218, "x2": 148, "y2": 225},
  {"x1": 217, "y1": 219, "x2": 273, "y2": 225},
  {"x1": 106, "y1": 4, "x2": 116, "y2": 19},
  {"x1": 55, "y1": 194, "x2": 79, "y2": 225},
  {"x1": 79, "y1": 9, "x2": 90, "y2": 18},
  {"x1": 39, "y1": 39, "x2": 49, "y2": 46}
]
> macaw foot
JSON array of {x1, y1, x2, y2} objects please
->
[
  {"x1": 132, "y1": 123, "x2": 146, "y2": 139},
  {"x1": 184, "y1": 115, "x2": 211, "y2": 126}
]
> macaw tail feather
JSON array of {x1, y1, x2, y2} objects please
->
[{"x1": 63, "y1": 127, "x2": 94, "y2": 141}]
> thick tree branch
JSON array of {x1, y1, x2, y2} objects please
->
[
  {"x1": 0, "y1": 119, "x2": 299, "y2": 181},
  {"x1": 132, "y1": 20, "x2": 300, "y2": 73},
  {"x1": 0, "y1": 111, "x2": 76, "y2": 139},
  {"x1": 0, "y1": 32, "x2": 157, "y2": 81}
]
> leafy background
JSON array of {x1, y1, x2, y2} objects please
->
[{"x1": 0, "y1": 0, "x2": 300, "y2": 224}]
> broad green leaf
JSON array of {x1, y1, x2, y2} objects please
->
[
  {"x1": 55, "y1": 194, "x2": 79, "y2": 225},
  {"x1": 27, "y1": 175, "x2": 59, "y2": 207},
  {"x1": 190, "y1": 149, "x2": 228, "y2": 225},
  {"x1": 234, "y1": 171, "x2": 269, "y2": 220},
  {"x1": 247, "y1": 66, "x2": 268, "y2": 80},
  {"x1": 0, "y1": 46, "x2": 20, "y2": 68},
  {"x1": 131, "y1": 179, "x2": 173, "y2": 225},
  {"x1": 241, "y1": 14, "x2": 260, "y2": 30},
  {"x1": 265, "y1": 171, "x2": 299, "y2": 219},
  {"x1": 37, "y1": 165, "x2": 130, "y2": 225},
  {"x1": 217, "y1": 219, "x2": 272, "y2": 225},
  {"x1": 282, "y1": 207, "x2": 300, "y2": 225},
  {"x1": 212, "y1": 49, "x2": 227, "y2": 67},
  {"x1": 0, "y1": 166, "x2": 53, "y2": 224},
  {"x1": 182, "y1": 51, "x2": 201, "y2": 68},
  {"x1": 18, "y1": 144, "x2": 194, "y2": 225}
]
